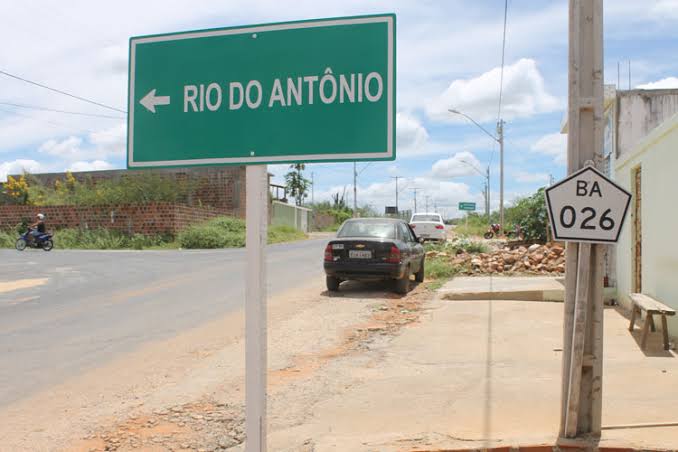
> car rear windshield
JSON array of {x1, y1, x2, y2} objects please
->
[
  {"x1": 337, "y1": 221, "x2": 396, "y2": 239},
  {"x1": 411, "y1": 214, "x2": 441, "y2": 222}
]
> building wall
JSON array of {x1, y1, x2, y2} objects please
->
[
  {"x1": 0, "y1": 203, "x2": 228, "y2": 236},
  {"x1": 17, "y1": 166, "x2": 247, "y2": 217},
  {"x1": 271, "y1": 201, "x2": 310, "y2": 233},
  {"x1": 616, "y1": 89, "x2": 678, "y2": 160},
  {"x1": 615, "y1": 112, "x2": 678, "y2": 338}
]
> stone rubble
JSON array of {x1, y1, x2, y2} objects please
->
[{"x1": 427, "y1": 242, "x2": 566, "y2": 276}]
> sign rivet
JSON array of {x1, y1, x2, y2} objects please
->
[
  {"x1": 252, "y1": 33, "x2": 257, "y2": 39},
  {"x1": 250, "y1": 151, "x2": 255, "y2": 156}
]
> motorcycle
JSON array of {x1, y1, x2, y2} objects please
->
[
  {"x1": 483, "y1": 223, "x2": 503, "y2": 239},
  {"x1": 483, "y1": 224, "x2": 522, "y2": 240},
  {"x1": 15, "y1": 229, "x2": 54, "y2": 251}
]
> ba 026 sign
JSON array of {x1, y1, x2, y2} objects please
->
[{"x1": 545, "y1": 166, "x2": 631, "y2": 243}]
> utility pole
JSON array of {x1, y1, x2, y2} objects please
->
[
  {"x1": 498, "y1": 119, "x2": 505, "y2": 229},
  {"x1": 353, "y1": 162, "x2": 357, "y2": 217},
  {"x1": 391, "y1": 176, "x2": 402, "y2": 213},
  {"x1": 412, "y1": 187, "x2": 421, "y2": 212},
  {"x1": 560, "y1": 0, "x2": 604, "y2": 443},
  {"x1": 425, "y1": 195, "x2": 430, "y2": 212}
]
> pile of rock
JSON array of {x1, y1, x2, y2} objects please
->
[{"x1": 428, "y1": 242, "x2": 566, "y2": 276}]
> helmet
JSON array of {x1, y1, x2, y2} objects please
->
[{"x1": 37, "y1": 213, "x2": 45, "y2": 220}]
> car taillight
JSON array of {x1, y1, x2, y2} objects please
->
[
  {"x1": 386, "y1": 245, "x2": 401, "y2": 263},
  {"x1": 324, "y1": 244, "x2": 333, "y2": 262},
  {"x1": 435, "y1": 224, "x2": 444, "y2": 229}
]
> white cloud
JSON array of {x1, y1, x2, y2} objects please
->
[
  {"x1": 531, "y1": 132, "x2": 567, "y2": 166},
  {"x1": 513, "y1": 171, "x2": 549, "y2": 184},
  {"x1": 431, "y1": 152, "x2": 483, "y2": 179},
  {"x1": 396, "y1": 112, "x2": 429, "y2": 156},
  {"x1": 426, "y1": 58, "x2": 560, "y2": 123},
  {"x1": 0, "y1": 159, "x2": 43, "y2": 182},
  {"x1": 637, "y1": 77, "x2": 678, "y2": 90},
  {"x1": 67, "y1": 160, "x2": 114, "y2": 172},
  {"x1": 39, "y1": 136, "x2": 84, "y2": 159},
  {"x1": 37, "y1": 123, "x2": 126, "y2": 162}
]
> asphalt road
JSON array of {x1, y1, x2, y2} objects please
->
[{"x1": 0, "y1": 238, "x2": 327, "y2": 408}]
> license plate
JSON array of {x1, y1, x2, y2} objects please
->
[{"x1": 349, "y1": 250, "x2": 372, "y2": 259}]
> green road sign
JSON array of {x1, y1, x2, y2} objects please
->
[
  {"x1": 127, "y1": 14, "x2": 396, "y2": 169},
  {"x1": 458, "y1": 202, "x2": 476, "y2": 211}
]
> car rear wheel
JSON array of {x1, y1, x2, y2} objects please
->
[
  {"x1": 415, "y1": 258, "x2": 425, "y2": 282},
  {"x1": 394, "y1": 268, "x2": 411, "y2": 294},
  {"x1": 326, "y1": 276, "x2": 340, "y2": 292}
]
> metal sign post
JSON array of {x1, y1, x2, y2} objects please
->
[{"x1": 245, "y1": 165, "x2": 268, "y2": 451}]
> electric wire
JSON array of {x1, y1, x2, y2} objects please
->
[
  {"x1": 0, "y1": 69, "x2": 127, "y2": 114},
  {"x1": 0, "y1": 107, "x2": 95, "y2": 135},
  {"x1": 0, "y1": 101, "x2": 125, "y2": 119}
]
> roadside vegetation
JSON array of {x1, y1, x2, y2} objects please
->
[
  {"x1": 1, "y1": 172, "x2": 199, "y2": 206},
  {"x1": 178, "y1": 216, "x2": 306, "y2": 249},
  {"x1": 451, "y1": 188, "x2": 549, "y2": 242},
  {"x1": 422, "y1": 236, "x2": 488, "y2": 289},
  {"x1": 0, "y1": 216, "x2": 307, "y2": 250}
]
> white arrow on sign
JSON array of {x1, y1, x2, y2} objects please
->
[{"x1": 139, "y1": 89, "x2": 170, "y2": 113}]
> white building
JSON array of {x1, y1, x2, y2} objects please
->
[{"x1": 562, "y1": 87, "x2": 678, "y2": 340}]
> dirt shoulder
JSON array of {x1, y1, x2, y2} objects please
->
[{"x1": 0, "y1": 277, "x2": 430, "y2": 452}]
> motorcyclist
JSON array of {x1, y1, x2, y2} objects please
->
[{"x1": 27, "y1": 213, "x2": 46, "y2": 244}]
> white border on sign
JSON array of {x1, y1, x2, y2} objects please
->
[{"x1": 128, "y1": 16, "x2": 394, "y2": 168}]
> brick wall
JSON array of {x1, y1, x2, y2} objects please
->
[
  {"x1": 0, "y1": 203, "x2": 231, "y2": 236},
  {"x1": 16, "y1": 166, "x2": 247, "y2": 218}
]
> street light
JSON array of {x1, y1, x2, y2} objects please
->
[{"x1": 449, "y1": 108, "x2": 505, "y2": 229}]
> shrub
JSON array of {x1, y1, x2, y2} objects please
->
[
  {"x1": 0, "y1": 230, "x2": 14, "y2": 248},
  {"x1": 178, "y1": 216, "x2": 306, "y2": 249},
  {"x1": 425, "y1": 257, "x2": 458, "y2": 280},
  {"x1": 268, "y1": 225, "x2": 306, "y2": 244}
]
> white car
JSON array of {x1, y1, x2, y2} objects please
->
[{"x1": 409, "y1": 213, "x2": 446, "y2": 242}]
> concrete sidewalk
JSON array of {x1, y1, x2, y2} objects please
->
[
  {"x1": 438, "y1": 276, "x2": 566, "y2": 302},
  {"x1": 270, "y1": 296, "x2": 678, "y2": 450}
]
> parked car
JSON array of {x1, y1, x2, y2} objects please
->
[
  {"x1": 409, "y1": 213, "x2": 446, "y2": 242},
  {"x1": 323, "y1": 218, "x2": 425, "y2": 294}
]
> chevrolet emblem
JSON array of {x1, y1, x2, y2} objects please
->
[{"x1": 355, "y1": 244, "x2": 365, "y2": 248}]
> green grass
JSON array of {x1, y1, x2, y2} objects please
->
[
  {"x1": 0, "y1": 216, "x2": 308, "y2": 250},
  {"x1": 452, "y1": 222, "x2": 488, "y2": 237},
  {"x1": 425, "y1": 257, "x2": 458, "y2": 280},
  {"x1": 178, "y1": 216, "x2": 307, "y2": 249}
]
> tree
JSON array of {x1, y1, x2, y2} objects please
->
[
  {"x1": 505, "y1": 188, "x2": 548, "y2": 242},
  {"x1": 284, "y1": 164, "x2": 310, "y2": 206}
]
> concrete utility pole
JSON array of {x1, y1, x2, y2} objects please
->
[
  {"x1": 412, "y1": 187, "x2": 421, "y2": 212},
  {"x1": 391, "y1": 176, "x2": 402, "y2": 213},
  {"x1": 560, "y1": 0, "x2": 604, "y2": 442},
  {"x1": 353, "y1": 162, "x2": 357, "y2": 217},
  {"x1": 497, "y1": 119, "x2": 505, "y2": 229},
  {"x1": 425, "y1": 195, "x2": 430, "y2": 212}
]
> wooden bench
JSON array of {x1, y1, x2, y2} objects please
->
[{"x1": 628, "y1": 293, "x2": 676, "y2": 351}]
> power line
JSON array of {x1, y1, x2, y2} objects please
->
[
  {"x1": 0, "y1": 101, "x2": 125, "y2": 119},
  {"x1": 0, "y1": 107, "x2": 95, "y2": 135},
  {"x1": 497, "y1": 0, "x2": 509, "y2": 122},
  {"x1": 0, "y1": 69, "x2": 127, "y2": 114}
]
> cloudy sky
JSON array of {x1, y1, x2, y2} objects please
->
[{"x1": 2, "y1": 0, "x2": 678, "y2": 218}]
